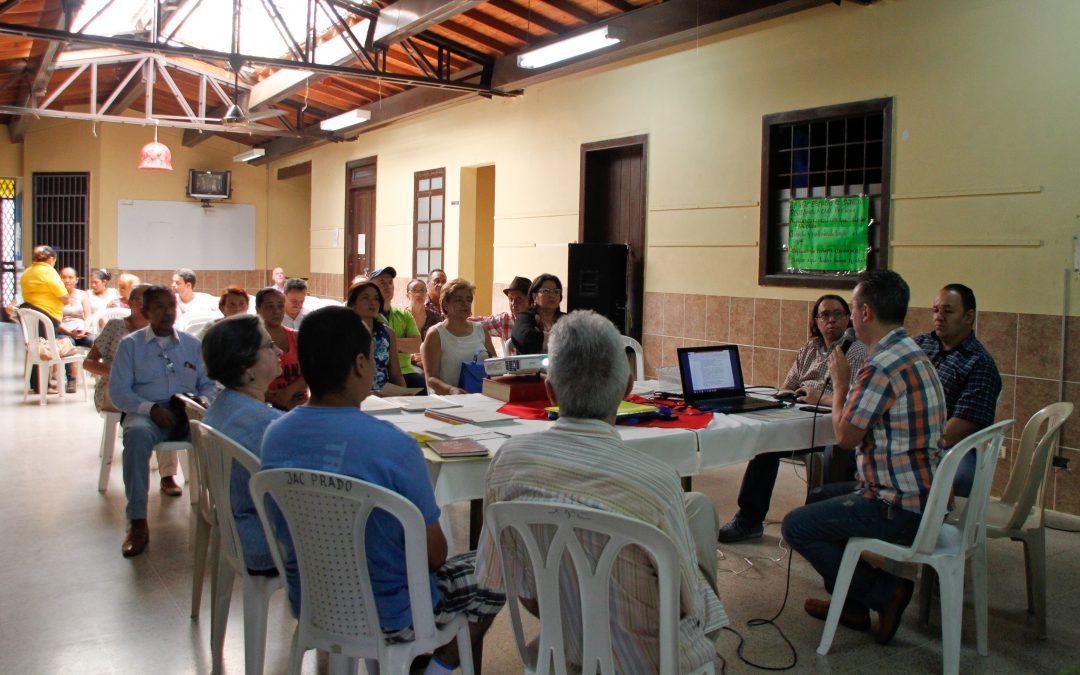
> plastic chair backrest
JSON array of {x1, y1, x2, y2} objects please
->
[
  {"x1": 620, "y1": 335, "x2": 645, "y2": 383},
  {"x1": 485, "y1": 501, "x2": 681, "y2": 675},
  {"x1": 190, "y1": 422, "x2": 260, "y2": 570},
  {"x1": 249, "y1": 468, "x2": 439, "y2": 654},
  {"x1": 178, "y1": 311, "x2": 221, "y2": 335},
  {"x1": 16, "y1": 307, "x2": 62, "y2": 360},
  {"x1": 909, "y1": 420, "x2": 1011, "y2": 556},
  {"x1": 176, "y1": 393, "x2": 206, "y2": 421},
  {"x1": 92, "y1": 307, "x2": 129, "y2": 333},
  {"x1": 997, "y1": 402, "x2": 1073, "y2": 531}
]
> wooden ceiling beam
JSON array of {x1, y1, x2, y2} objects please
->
[
  {"x1": 8, "y1": 1, "x2": 83, "y2": 142},
  {"x1": 430, "y1": 18, "x2": 512, "y2": 54},
  {"x1": 540, "y1": 0, "x2": 595, "y2": 24},
  {"x1": 485, "y1": 0, "x2": 562, "y2": 35},
  {"x1": 372, "y1": 0, "x2": 487, "y2": 47},
  {"x1": 458, "y1": 6, "x2": 532, "y2": 45}
]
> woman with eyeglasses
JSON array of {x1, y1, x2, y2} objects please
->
[
  {"x1": 716, "y1": 293, "x2": 869, "y2": 544},
  {"x1": 201, "y1": 314, "x2": 284, "y2": 576},
  {"x1": 784, "y1": 294, "x2": 868, "y2": 406},
  {"x1": 509, "y1": 273, "x2": 565, "y2": 355},
  {"x1": 421, "y1": 277, "x2": 495, "y2": 395},
  {"x1": 256, "y1": 287, "x2": 308, "y2": 411}
]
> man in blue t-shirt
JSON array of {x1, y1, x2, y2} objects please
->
[{"x1": 261, "y1": 306, "x2": 503, "y2": 674}]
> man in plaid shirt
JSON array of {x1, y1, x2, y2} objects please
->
[
  {"x1": 470, "y1": 275, "x2": 530, "y2": 347},
  {"x1": 915, "y1": 283, "x2": 1002, "y2": 497},
  {"x1": 782, "y1": 269, "x2": 946, "y2": 646}
]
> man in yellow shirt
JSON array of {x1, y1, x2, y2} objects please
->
[{"x1": 20, "y1": 245, "x2": 74, "y2": 393}]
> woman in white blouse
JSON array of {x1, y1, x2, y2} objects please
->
[{"x1": 420, "y1": 277, "x2": 494, "y2": 395}]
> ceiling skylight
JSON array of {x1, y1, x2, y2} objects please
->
[{"x1": 72, "y1": 0, "x2": 345, "y2": 62}]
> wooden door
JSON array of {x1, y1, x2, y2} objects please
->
[
  {"x1": 579, "y1": 136, "x2": 647, "y2": 342},
  {"x1": 345, "y1": 158, "x2": 376, "y2": 294}
]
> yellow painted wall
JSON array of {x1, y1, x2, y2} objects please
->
[
  {"x1": 0, "y1": 134, "x2": 22, "y2": 177},
  {"x1": 272, "y1": 0, "x2": 1080, "y2": 316},
  {"x1": 268, "y1": 169, "x2": 312, "y2": 278},
  {"x1": 458, "y1": 165, "x2": 496, "y2": 314},
  {"x1": 17, "y1": 119, "x2": 311, "y2": 275}
]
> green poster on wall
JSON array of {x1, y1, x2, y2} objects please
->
[{"x1": 787, "y1": 196, "x2": 869, "y2": 272}]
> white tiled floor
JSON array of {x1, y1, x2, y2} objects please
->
[{"x1": 2, "y1": 321, "x2": 1079, "y2": 673}]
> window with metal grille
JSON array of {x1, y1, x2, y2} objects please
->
[
  {"x1": 413, "y1": 168, "x2": 445, "y2": 280},
  {"x1": 0, "y1": 178, "x2": 18, "y2": 311},
  {"x1": 758, "y1": 98, "x2": 892, "y2": 288},
  {"x1": 33, "y1": 173, "x2": 90, "y2": 283}
]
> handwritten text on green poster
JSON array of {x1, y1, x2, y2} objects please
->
[{"x1": 787, "y1": 196, "x2": 869, "y2": 272}]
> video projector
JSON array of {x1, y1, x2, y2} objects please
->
[{"x1": 484, "y1": 354, "x2": 549, "y2": 377}]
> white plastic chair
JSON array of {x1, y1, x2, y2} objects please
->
[
  {"x1": 816, "y1": 419, "x2": 1012, "y2": 675},
  {"x1": 620, "y1": 335, "x2": 645, "y2": 384},
  {"x1": 981, "y1": 402, "x2": 1072, "y2": 639},
  {"x1": 178, "y1": 310, "x2": 222, "y2": 338},
  {"x1": 97, "y1": 420, "x2": 196, "y2": 506},
  {"x1": 250, "y1": 468, "x2": 474, "y2": 675},
  {"x1": 176, "y1": 396, "x2": 215, "y2": 623},
  {"x1": 484, "y1": 500, "x2": 716, "y2": 675},
  {"x1": 15, "y1": 307, "x2": 88, "y2": 405},
  {"x1": 91, "y1": 306, "x2": 129, "y2": 333},
  {"x1": 190, "y1": 422, "x2": 282, "y2": 675}
]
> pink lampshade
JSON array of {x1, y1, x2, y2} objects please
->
[{"x1": 138, "y1": 141, "x2": 173, "y2": 171}]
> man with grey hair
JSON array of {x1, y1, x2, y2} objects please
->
[{"x1": 475, "y1": 310, "x2": 727, "y2": 672}]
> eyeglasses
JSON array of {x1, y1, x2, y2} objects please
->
[
  {"x1": 159, "y1": 350, "x2": 176, "y2": 374},
  {"x1": 815, "y1": 310, "x2": 848, "y2": 321},
  {"x1": 537, "y1": 288, "x2": 562, "y2": 296}
]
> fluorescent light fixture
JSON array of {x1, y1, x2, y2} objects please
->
[
  {"x1": 517, "y1": 26, "x2": 624, "y2": 69},
  {"x1": 233, "y1": 148, "x2": 266, "y2": 163},
  {"x1": 320, "y1": 108, "x2": 372, "y2": 132}
]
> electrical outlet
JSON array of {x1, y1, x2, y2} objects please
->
[{"x1": 1052, "y1": 455, "x2": 1070, "y2": 470}]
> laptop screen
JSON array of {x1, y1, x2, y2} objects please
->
[{"x1": 677, "y1": 345, "x2": 747, "y2": 401}]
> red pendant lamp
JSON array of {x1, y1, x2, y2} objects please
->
[{"x1": 138, "y1": 124, "x2": 173, "y2": 171}]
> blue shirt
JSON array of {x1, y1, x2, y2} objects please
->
[
  {"x1": 260, "y1": 405, "x2": 442, "y2": 627},
  {"x1": 109, "y1": 326, "x2": 217, "y2": 416},
  {"x1": 914, "y1": 331, "x2": 1001, "y2": 429},
  {"x1": 203, "y1": 389, "x2": 283, "y2": 571}
]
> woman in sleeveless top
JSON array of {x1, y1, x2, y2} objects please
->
[
  {"x1": 347, "y1": 280, "x2": 404, "y2": 393},
  {"x1": 256, "y1": 287, "x2": 308, "y2": 411},
  {"x1": 421, "y1": 277, "x2": 495, "y2": 395}
]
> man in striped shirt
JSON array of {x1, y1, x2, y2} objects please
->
[
  {"x1": 782, "y1": 269, "x2": 946, "y2": 645},
  {"x1": 476, "y1": 310, "x2": 727, "y2": 672}
]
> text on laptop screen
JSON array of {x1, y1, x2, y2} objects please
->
[{"x1": 682, "y1": 347, "x2": 744, "y2": 397}]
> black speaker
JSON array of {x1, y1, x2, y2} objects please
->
[{"x1": 567, "y1": 243, "x2": 628, "y2": 333}]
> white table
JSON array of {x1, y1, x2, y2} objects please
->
[{"x1": 375, "y1": 392, "x2": 836, "y2": 510}]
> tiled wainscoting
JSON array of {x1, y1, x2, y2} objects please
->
[
  {"x1": 642, "y1": 292, "x2": 1080, "y2": 515},
  {"x1": 308, "y1": 272, "x2": 346, "y2": 299},
  {"x1": 104, "y1": 268, "x2": 273, "y2": 294}
]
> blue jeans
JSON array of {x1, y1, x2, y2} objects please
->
[
  {"x1": 952, "y1": 452, "x2": 975, "y2": 498},
  {"x1": 782, "y1": 482, "x2": 922, "y2": 612},
  {"x1": 121, "y1": 413, "x2": 184, "y2": 520}
]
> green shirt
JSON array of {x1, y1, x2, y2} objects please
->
[{"x1": 384, "y1": 307, "x2": 420, "y2": 374}]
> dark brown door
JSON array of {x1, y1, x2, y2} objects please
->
[
  {"x1": 579, "y1": 136, "x2": 647, "y2": 342},
  {"x1": 345, "y1": 157, "x2": 377, "y2": 294}
]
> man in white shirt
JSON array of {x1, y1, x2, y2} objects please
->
[
  {"x1": 281, "y1": 277, "x2": 309, "y2": 329},
  {"x1": 475, "y1": 310, "x2": 727, "y2": 672},
  {"x1": 171, "y1": 268, "x2": 217, "y2": 316}
]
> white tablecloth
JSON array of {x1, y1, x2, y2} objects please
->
[
  {"x1": 695, "y1": 405, "x2": 837, "y2": 470},
  {"x1": 379, "y1": 394, "x2": 698, "y2": 507},
  {"x1": 377, "y1": 392, "x2": 834, "y2": 507}
]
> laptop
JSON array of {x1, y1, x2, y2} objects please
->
[{"x1": 677, "y1": 345, "x2": 785, "y2": 414}]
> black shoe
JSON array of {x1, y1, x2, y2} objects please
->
[{"x1": 717, "y1": 517, "x2": 764, "y2": 543}]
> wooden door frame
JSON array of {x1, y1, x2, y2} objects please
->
[
  {"x1": 577, "y1": 134, "x2": 648, "y2": 241},
  {"x1": 578, "y1": 135, "x2": 648, "y2": 340},
  {"x1": 344, "y1": 156, "x2": 377, "y2": 296}
]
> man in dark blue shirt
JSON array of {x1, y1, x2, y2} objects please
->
[{"x1": 913, "y1": 283, "x2": 1002, "y2": 496}]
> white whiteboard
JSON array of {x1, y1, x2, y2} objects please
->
[{"x1": 117, "y1": 200, "x2": 256, "y2": 270}]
